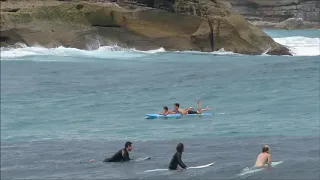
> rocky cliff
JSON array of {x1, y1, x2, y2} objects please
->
[
  {"x1": 0, "y1": 0, "x2": 291, "y2": 55},
  {"x1": 225, "y1": 0, "x2": 320, "y2": 29}
]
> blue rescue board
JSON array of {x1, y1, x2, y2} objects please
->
[{"x1": 145, "y1": 113, "x2": 212, "y2": 119}]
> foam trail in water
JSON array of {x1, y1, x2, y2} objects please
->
[{"x1": 273, "y1": 36, "x2": 320, "y2": 56}]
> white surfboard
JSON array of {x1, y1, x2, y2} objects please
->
[
  {"x1": 144, "y1": 162, "x2": 215, "y2": 173},
  {"x1": 188, "y1": 162, "x2": 215, "y2": 169},
  {"x1": 84, "y1": 156, "x2": 151, "y2": 164},
  {"x1": 144, "y1": 168, "x2": 168, "y2": 173},
  {"x1": 238, "y1": 161, "x2": 283, "y2": 176},
  {"x1": 135, "y1": 156, "x2": 151, "y2": 162}
]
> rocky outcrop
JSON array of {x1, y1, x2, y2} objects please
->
[
  {"x1": 225, "y1": 0, "x2": 320, "y2": 29},
  {"x1": 0, "y1": 0, "x2": 292, "y2": 55},
  {"x1": 250, "y1": 17, "x2": 320, "y2": 29},
  {"x1": 0, "y1": 1, "x2": 200, "y2": 50}
]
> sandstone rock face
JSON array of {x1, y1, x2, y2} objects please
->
[{"x1": 0, "y1": 0, "x2": 291, "y2": 55}]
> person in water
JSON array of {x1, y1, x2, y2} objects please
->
[
  {"x1": 254, "y1": 145, "x2": 272, "y2": 167},
  {"x1": 172, "y1": 103, "x2": 186, "y2": 114},
  {"x1": 173, "y1": 100, "x2": 210, "y2": 115},
  {"x1": 103, "y1": 141, "x2": 133, "y2": 162},
  {"x1": 185, "y1": 100, "x2": 211, "y2": 114},
  {"x1": 159, "y1": 106, "x2": 175, "y2": 115},
  {"x1": 169, "y1": 143, "x2": 187, "y2": 170}
]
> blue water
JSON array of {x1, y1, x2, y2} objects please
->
[
  {"x1": 1, "y1": 29, "x2": 319, "y2": 179},
  {"x1": 264, "y1": 29, "x2": 320, "y2": 38}
]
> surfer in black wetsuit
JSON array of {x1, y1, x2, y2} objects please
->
[
  {"x1": 169, "y1": 143, "x2": 187, "y2": 170},
  {"x1": 103, "y1": 141, "x2": 133, "y2": 162}
]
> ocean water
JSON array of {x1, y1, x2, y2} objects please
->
[{"x1": 1, "y1": 29, "x2": 319, "y2": 179}]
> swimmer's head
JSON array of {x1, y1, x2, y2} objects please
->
[
  {"x1": 262, "y1": 145, "x2": 270, "y2": 153},
  {"x1": 176, "y1": 143, "x2": 184, "y2": 153},
  {"x1": 174, "y1": 103, "x2": 180, "y2": 109},
  {"x1": 163, "y1": 106, "x2": 168, "y2": 111},
  {"x1": 125, "y1": 141, "x2": 133, "y2": 151}
]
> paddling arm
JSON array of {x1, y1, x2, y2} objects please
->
[
  {"x1": 122, "y1": 150, "x2": 130, "y2": 161},
  {"x1": 177, "y1": 153, "x2": 187, "y2": 169},
  {"x1": 159, "y1": 110, "x2": 175, "y2": 116},
  {"x1": 164, "y1": 110, "x2": 176, "y2": 115},
  {"x1": 267, "y1": 154, "x2": 272, "y2": 167}
]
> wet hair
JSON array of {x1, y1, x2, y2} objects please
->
[
  {"x1": 262, "y1": 145, "x2": 270, "y2": 153},
  {"x1": 163, "y1": 106, "x2": 168, "y2": 110},
  {"x1": 125, "y1": 141, "x2": 132, "y2": 148},
  {"x1": 176, "y1": 143, "x2": 184, "y2": 153},
  {"x1": 174, "y1": 103, "x2": 180, "y2": 107}
]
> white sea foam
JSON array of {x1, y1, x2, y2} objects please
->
[
  {"x1": 175, "y1": 48, "x2": 241, "y2": 56},
  {"x1": 273, "y1": 36, "x2": 320, "y2": 56},
  {"x1": 0, "y1": 45, "x2": 166, "y2": 60},
  {"x1": 0, "y1": 36, "x2": 318, "y2": 60}
]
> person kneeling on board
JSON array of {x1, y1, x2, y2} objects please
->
[
  {"x1": 254, "y1": 145, "x2": 272, "y2": 167},
  {"x1": 159, "y1": 106, "x2": 175, "y2": 115},
  {"x1": 169, "y1": 143, "x2": 187, "y2": 170},
  {"x1": 103, "y1": 141, "x2": 133, "y2": 162}
]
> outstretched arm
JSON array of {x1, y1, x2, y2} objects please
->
[
  {"x1": 171, "y1": 110, "x2": 178, "y2": 114},
  {"x1": 176, "y1": 153, "x2": 187, "y2": 169},
  {"x1": 122, "y1": 150, "x2": 130, "y2": 162},
  {"x1": 267, "y1": 154, "x2": 272, "y2": 167},
  {"x1": 164, "y1": 110, "x2": 176, "y2": 115}
]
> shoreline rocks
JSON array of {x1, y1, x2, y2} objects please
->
[{"x1": 0, "y1": 0, "x2": 292, "y2": 55}]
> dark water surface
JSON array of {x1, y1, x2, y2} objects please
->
[
  {"x1": 1, "y1": 33, "x2": 319, "y2": 179},
  {"x1": 1, "y1": 136, "x2": 319, "y2": 179}
]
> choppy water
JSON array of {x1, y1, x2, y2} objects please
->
[{"x1": 1, "y1": 29, "x2": 319, "y2": 179}]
